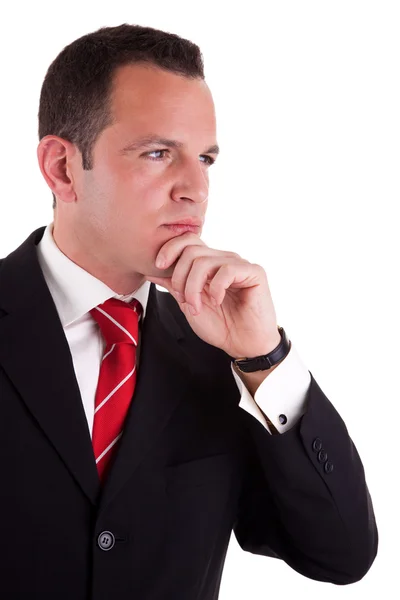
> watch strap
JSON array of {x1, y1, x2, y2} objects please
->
[{"x1": 233, "y1": 326, "x2": 290, "y2": 373}]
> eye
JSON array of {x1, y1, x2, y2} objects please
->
[
  {"x1": 144, "y1": 149, "x2": 215, "y2": 166},
  {"x1": 200, "y1": 155, "x2": 215, "y2": 166}
]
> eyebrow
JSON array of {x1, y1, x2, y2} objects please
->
[{"x1": 119, "y1": 135, "x2": 220, "y2": 156}]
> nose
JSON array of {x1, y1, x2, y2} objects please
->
[{"x1": 171, "y1": 158, "x2": 209, "y2": 204}]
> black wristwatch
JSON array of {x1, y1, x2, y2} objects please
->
[{"x1": 232, "y1": 326, "x2": 291, "y2": 373}]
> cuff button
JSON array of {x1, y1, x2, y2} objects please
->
[{"x1": 312, "y1": 437, "x2": 322, "y2": 452}]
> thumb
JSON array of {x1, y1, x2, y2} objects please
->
[
  {"x1": 146, "y1": 276, "x2": 186, "y2": 307},
  {"x1": 146, "y1": 276, "x2": 175, "y2": 295}
]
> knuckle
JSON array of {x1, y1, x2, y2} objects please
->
[
  {"x1": 184, "y1": 245, "x2": 201, "y2": 259},
  {"x1": 223, "y1": 262, "x2": 235, "y2": 271},
  {"x1": 193, "y1": 255, "x2": 207, "y2": 267}
]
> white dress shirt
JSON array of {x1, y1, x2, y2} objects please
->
[{"x1": 36, "y1": 222, "x2": 311, "y2": 437}]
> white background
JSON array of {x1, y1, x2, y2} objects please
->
[{"x1": 0, "y1": 1, "x2": 398, "y2": 597}]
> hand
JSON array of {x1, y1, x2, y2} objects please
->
[{"x1": 145, "y1": 232, "x2": 281, "y2": 359}]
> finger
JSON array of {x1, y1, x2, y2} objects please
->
[
  {"x1": 155, "y1": 231, "x2": 207, "y2": 269},
  {"x1": 184, "y1": 256, "x2": 242, "y2": 313},
  {"x1": 208, "y1": 263, "x2": 259, "y2": 306},
  {"x1": 145, "y1": 276, "x2": 190, "y2": 308},
  {"x1": 171, "y1": 247, "x2": 237, "y2": 296},
  {"x1": 145, "y1": 276, "x2": 172, "y2": 290}
]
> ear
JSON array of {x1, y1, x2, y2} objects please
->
[{"x1": 37, "y1": 135, "x2": 78, "y2": 202}]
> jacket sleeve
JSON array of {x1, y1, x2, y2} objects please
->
[{"x1": 233, "y1": 371, "x2": 378, "y2": 585}]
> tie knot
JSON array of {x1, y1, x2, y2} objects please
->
[{"x1": 89, "y1": 297, "x2": 142, "y2": 346}]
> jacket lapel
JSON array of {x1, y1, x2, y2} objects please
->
[{"x1": 0, "y1": 227, "x2": 193, "y2": 510}]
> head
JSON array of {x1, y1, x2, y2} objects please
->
[{"x1": 37, "y1": 24, "x2": 218, "y2": 294}]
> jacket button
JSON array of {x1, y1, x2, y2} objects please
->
[
  {"x1": 312, "y1": 437, "x2": 322, "y2": 452},
  {"x1": 324, "y1": 461, "x2": 334, "y2": 474},
  {"x1": 317, "y1": 448, "x2": 328, "y2": 463},
  {"x1": 98, "y1": 531, "x2": 115, "y2": 551},
  {"x1": 278, "y1": 414, "x2": 287, "y2": 425}
]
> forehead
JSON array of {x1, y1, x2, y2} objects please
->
[{"x1": 109, "y1": 63, "x2": 216, "y2": 130}]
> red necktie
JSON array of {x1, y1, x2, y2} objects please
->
[{"x1": 89, "y1": 297, "x2": 142, "y2": 483}]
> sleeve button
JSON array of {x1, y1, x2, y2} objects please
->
[
  {"x1": 317, "y1": 448, "x2": 328, "y2": 463},
  {"x1": 312, "y1": 437, "x2": 322, "y2": 452},
  {"x1": 324, "y1": 461, "x2": 334, "y2": 474}
]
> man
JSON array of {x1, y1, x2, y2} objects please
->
[{"x1": 0, "y1": 23, "x2": 377, "y2": 599}]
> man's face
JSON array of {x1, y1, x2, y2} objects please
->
[{"x1": 64, "y1": 62, "x2": 218, "y2": 293}]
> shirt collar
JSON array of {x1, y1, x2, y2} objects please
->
[{"x1": 36, "y1": 222, "x2": 151, "y2": 328}]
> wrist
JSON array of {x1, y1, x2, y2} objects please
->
[{"x1": 232, "y1": 326, "x2": 291, "y2": 373}]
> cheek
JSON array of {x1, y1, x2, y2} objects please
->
[
  {"x1": 87, "y1": 160, "x2": 168, "y2": 230},
  {"x1": 90, "y1": 158, "x2": 134, "y2": 200}
]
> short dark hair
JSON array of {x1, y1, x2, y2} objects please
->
[{"x1": 38, "y1": 23, "x2": 205, "y2": 209}]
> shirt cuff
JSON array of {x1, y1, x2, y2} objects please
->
[{"x1": 231, "y1": 343, "x2": 311, "y2": 434}]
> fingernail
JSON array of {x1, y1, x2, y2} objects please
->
[
  {"x1": 189, "y1": 305, "x2": 197, "y2": 315},
  {"x1": 175, "y1": 291, "x2": 185, "y2": 302},
  {"x1": 156, "y1": 256, "x2": 165, "y2": 268}
]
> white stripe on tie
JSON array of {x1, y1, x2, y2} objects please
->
[
  {"x1": 94, "y1": 365, "x2": 136, "y2": 413},
  {"x1": 102, "y1": 343, "x2": 116, "y2": 362},
  {"x1": 94, "y1": 306, "x2": 138, "y2": 346},
  {"x1": 96, "y1": 431, "x2": 124, "y2": 464}
]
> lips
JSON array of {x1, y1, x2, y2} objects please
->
[
  {"x1": 164, "y1": 217, "x2": 203, "y2": 227},
  {"x1": 163, "y1": 224, "x2": 200, "y2": 234}
]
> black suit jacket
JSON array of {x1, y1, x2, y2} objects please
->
[{"x1": 0, "y1": 226, "x2": 378, "y2": 599}]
